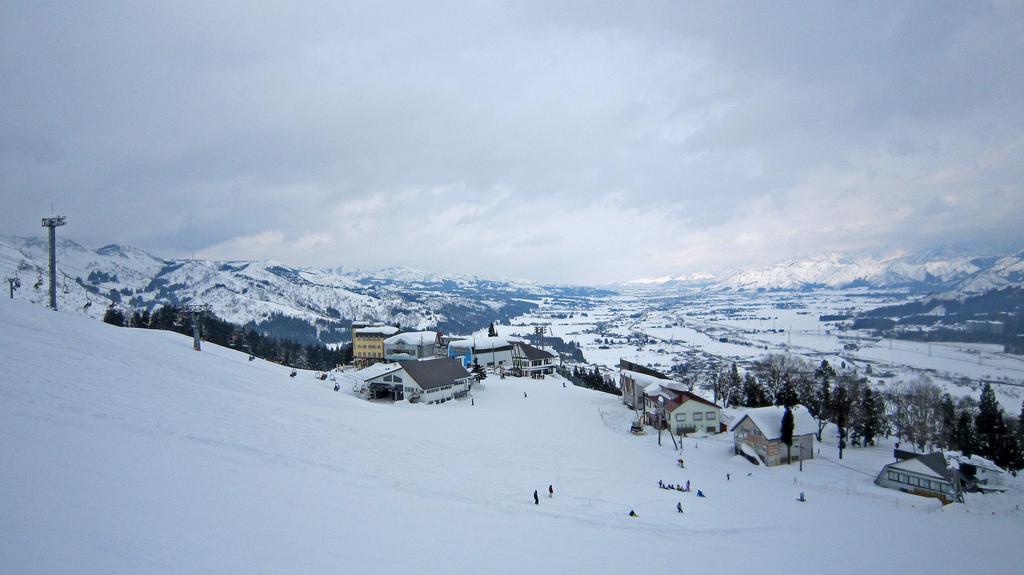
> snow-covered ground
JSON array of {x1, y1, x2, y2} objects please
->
[
  {"x1": 2, "y1": 299, "x2": 1023, "y2": 574},
  {"x1": 509, "y1": 289, "x2": 1024, "y2": 410}
]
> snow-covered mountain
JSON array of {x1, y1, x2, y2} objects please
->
[
  {"x1": 0, "y1": 235, "x2": 604, "y2": 343},
  {"x1": 708, "y1": 251, "x2": 1024, "y2": 293}
]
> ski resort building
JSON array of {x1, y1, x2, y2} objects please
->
[
  {"x1": 510, "y1": 342, "x2": 557, "y2": 376},
  {"x1": 353, "y1": 324, "x2": 399, "y2": 367},
  {"x1": 447, "y1": 336, "x2": 520, "y2": 369},
  {"x1": 618, "y1": 359, "x2": 672, "y2": 410},
  {"x1": 731, "y1": 405, "x2": 817, "y2": 466},
  {"x1": 875, "y1": 451, "x2": 959, "y2": 503},
  {"x1": 363, "y1": 357, "x2": 473, "y2": 405},
  {"x1": 383, "y1": 331, "x2": 441, "y2": 362},
  {"x1": 641, "y1": 379, "x2": 723, "y2": 434}
]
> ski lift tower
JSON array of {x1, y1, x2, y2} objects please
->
[
  {"x1": 41, "y1": 215, "x2": 66, "y2": 310},
  {"x1": 182, "y1": 304, "x2": 212, "y2": 351}
]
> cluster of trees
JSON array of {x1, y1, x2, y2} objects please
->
[
  {"x1": 562, "y1": 365, "x2": 620, "y2": 396},
  {"x1": 711, "y1": 353, "x2": 1024, "y2": 468},
  {"x1": 103, "y1": 304, "x2": 352, "y2": 372}
]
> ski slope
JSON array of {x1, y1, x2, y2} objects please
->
[{"x1": 1, "y1": 300, "x2": 1022, "y2": 574}]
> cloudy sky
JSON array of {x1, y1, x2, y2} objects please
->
[{"x1": 2, "y1": 1, "x2": 1022, "y2": 284}]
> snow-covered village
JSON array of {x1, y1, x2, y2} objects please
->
[{"x1": 3, "y1": 2, "x2": 1024, "y2": 574}]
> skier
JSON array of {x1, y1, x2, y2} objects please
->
[
  {"x1": 685, "y1": 480, "x2": 690, "y2": 492},
  {"x1": 333, "y1": 383, "x2": 340, "y2": 392},
  {"x1": 798, "y1": 492, "x2": 806, "y2": 502},
  {"x1": 524, "y1": 392, "x2": 528, "y2": 398},
  {"x1": 548, "y1": 485, "x2": 554, "y2": 498},
  {"x1": 562, "y1": 382, "x2": 566, "y2": 388},
  {"x1": 696, "y1": 490, "x2": 705, "y2": 498},
  {"x1": 534, "y1": 490, "x2": 539, "y2": 505},
  {"x1": 658, "y1": 479, "x2": 664, "y2": 489},
  {"x1": 726, "y1": 473, "x2": 730, "y2": 481},
  {"x1": 676, "y1": 502, "x2": 683, "y2": 513},
  {"x1": 628, "y1": 510, "x2": 638, "y2": 517}
]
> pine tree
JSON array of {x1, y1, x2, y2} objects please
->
[
  {"x1": 1016, "y1": 401, "x2": 1024, "y2": 470},
  {"x1": 975, "y1": 383, "x2": 1005, "y2": 460},
  {"x1": 775, "y1": 374, "x2": 799, "y2": 408},
  {"x1": 742, "y1": 373, "x2": 768, "y2": 407},
  {"x1": 781, "y1": 406, "x2": 794, "y2": 464},
  {"x1": 939, "y1": 393, "x2": 956, "y2": 449},
  {"x1": 488, "y1": 322, "x2": 497, "y2": 338},
  {"x1": 856, "y1": 387, "x2": 878, "y2": 446},
  {"x1": 102, "y1": 306, "x2": 125, "y2": 327},
  {"x1": 471, "y1": 357, "x2": 486, "y2": 382},
  {"x1": 832, "y1": 384, "x2": 852, "y2": 459},
  {"x1": 955, "y1": 410, "x2": 978, "y2": 456},
  {"x1": 812, "y1": 360, "x2": 835, "y2": 441}
]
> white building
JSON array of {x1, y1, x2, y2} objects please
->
[
  {"x1": 510, "y1": 342, "x2": 557, "y2": 375},
  {"x1": 384, "y1": 331, "x2": 440, "y2": 361},
  {"x1": 448, "y1": 336, "x2": 521, "y2": 369},
  {"x1": 364, "y1": 357, "x2": 473, "y2": 405},
  {"x1": 731, "y1": 405, "x2": 817, "y2": 466}
]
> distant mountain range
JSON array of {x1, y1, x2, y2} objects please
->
[
  {"x1": 0, "y1": 236, "x2": 606, "y2": 344},
  {"x1": 627, "y1": 250, "x2": 1024, "y2": 293}
]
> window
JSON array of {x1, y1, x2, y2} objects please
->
[
  {"x1": 693, "y1": 413, "x2": 703, "y2": 421},
  {"x1": 675, "y1": 414, "x2": 685, "y2": 422},
  {"x1": 706, "y1": 412, "x2": 716, "y2": 420}
]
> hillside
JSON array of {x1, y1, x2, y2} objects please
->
[
  {"x1": 1, "y1": 299, "x2": 1022, "y2": 573},
  {"x1": 0, "y1": 235, "x2": 605, "y2": 344}
]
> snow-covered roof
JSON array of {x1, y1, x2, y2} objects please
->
[
  {"x1": 621, "y1": 369, "x2": 672, "y2": 389},
  {"x1": 888, "y1": 454, "x2": 952, "y2": 482},
  {"x1": 944, "y1": 451, "x2": 1005, "y2": 474},
  {"x1": 354, "y1": 362, "x2": 401, "y2": 381},
  {"x1": 448, "y1": 336, "x2": 522, "y2": 351},
  {"x1": 356, "y1": 325, "x2": 399, "y2": 336},
  {"x1": 730, "y1": 405, "x2": 817, "y2": 440},
  {"x1": 384, "y1": 331, "x2": 437, "y2": 346}
]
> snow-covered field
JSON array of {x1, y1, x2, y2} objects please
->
[
  {"x1": 2, "y1": 299, "x2": 1023, "y2": 574},
  {"x1": 510, "y1": 289, "x2": 1024, "y2": 409}
]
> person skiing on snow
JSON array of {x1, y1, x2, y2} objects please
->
[
  {"x1": 696, "y1": 490, "x2": 705, "y2": 498},
  {"x1": 676, "y1": 502, "x2": 683, "y2": 513},
  {"x1": 548, "y1": 485, "x2": 554, "y2": 498},
  {"x1": 798, "y1": 492, "x2": 806, "y2": 502},
  {"x1": 685, "y1": 480, "x2": 690, "y2": 492},
  {"x1": 534, "y1": 490, "x2": 539, "y2": 505},
  {"x1": 628, "y1": 510, "x2": 638, "y2": 517},
  {"x1": 524, "y1": 392, "x2": 528, "y2": 398}
]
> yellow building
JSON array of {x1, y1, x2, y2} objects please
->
[{"x1": 353, "y1": 324, "x2": 399, "y2": 367}]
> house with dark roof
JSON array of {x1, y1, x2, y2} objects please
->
[
  {"x1": 642, "y1": 381, "x2": 724, "y2": 435},
  {"x1": 510, "y1": 342, "x2": 557, "y2": 376},
  {"x1": 875, "y1": 451, "x2": 960, "y2": 503},
  {"x1": 730, "y1": 405, "x2": 817, "y2": 466},
  {"x1": 363, "y1": 357, "x2": 473, "y2": 405}
]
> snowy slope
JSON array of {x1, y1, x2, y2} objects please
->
[{"x1": 1, "y1": 299, "x2": 1022, "y2": 574}]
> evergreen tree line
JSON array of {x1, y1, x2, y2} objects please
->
[
  {"x1": 711, "y1": 353, "x2": 1023, "y2": 469},
  {"x1": 103, "y1": 304, "x2": 352, "y2": 372},
  {"x1": 561, "y1": 365, "x2": 621, "y2": 396}
]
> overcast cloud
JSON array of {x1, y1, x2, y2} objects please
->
[{"x1": 2, "y1": 1, "x2": 1022, "y2": 283}]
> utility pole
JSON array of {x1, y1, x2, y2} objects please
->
[
  {"x1": 182, "y1": 304, "x2": 212, "y2": 351},
  {"x1": 41, "y1": 215, "x2": 66, "y2": 310},
  {"x1": 6, "y1": 276, "x2": 20, "y2": 299}
]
